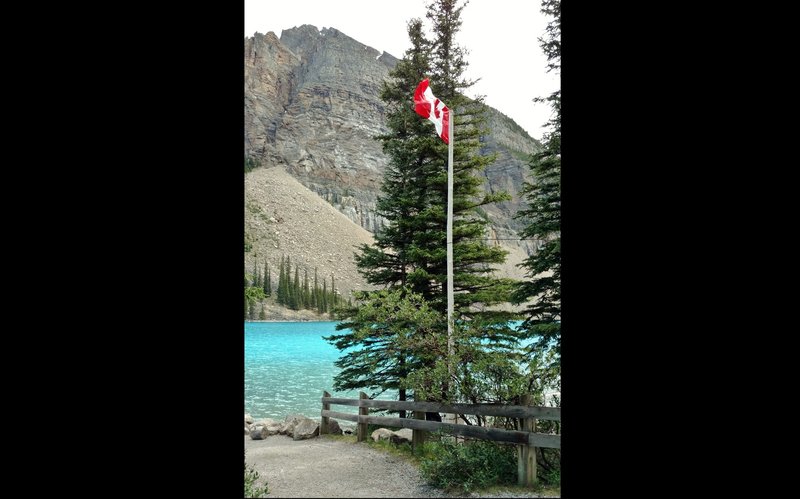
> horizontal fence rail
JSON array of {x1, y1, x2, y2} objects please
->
[
  {"x1": 321, "y1": 397, "x2": 561, "y2": 421},
  {"x1": 320, "y1": 390, "x2": 560, "y2": 487}
]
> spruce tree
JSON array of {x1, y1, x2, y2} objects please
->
[
  {"x1": 328, "y1": 288, "x2": 442, "y2": 414},
  {"x1": 258, "y1": 303, "x2": 266, "y2": 320},
  {"x1": 422, "y1": 0, "x2": 515, "y2": 321},
  {"x1": 350, "y1": 2, "x2": 514, "y2": 319},
  {"x1": 286, "y1": 256, "x2": 295, "y2": 309},
  {"x1": 328, "y1": 19, "x2": 433, "y2": 412},
  {"x1": 513, "y1": 0, "x2": 561, "y2": 365},
  {"x1": 248, "y1": 299, "x2": 256, "y2": 320},
  {"x1": 264, "y1": 260, "x2": 272, "y2": 296},
  {"x1": 330, "y1": 275, "x2": 337, "y2": 310},
  {"x1": 312, "y1": 267, "x2": 319, "y2": 310},
  {"x1": 321, "y1": 279, "x2": 328, "y2": 314},
  {"x1": 292, "y1": 266, "x2": 300, "y2": 311},
  {"x1": 277, "y1": 255, "x2": 286, "y2": 306},
  {"x1": 329, "y1": 1, "x2": 519, "y2": 413},
  {"x1": 303, "y1": 269, "x2": 310, "y2": 309}
]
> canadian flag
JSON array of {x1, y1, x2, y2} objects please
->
[{"x1": 414, "y1": 78, "x2": 450, "y2": 144}]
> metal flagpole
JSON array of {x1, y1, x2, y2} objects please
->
[{"x1": 446, "y1": 110, "x2": 454, "y2": 368}]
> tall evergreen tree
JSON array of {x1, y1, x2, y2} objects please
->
[
  {"x1": 330, "y1": 275, "x2": 337, "y2": 310},
  {"x1": 353, "y1": 2, "x2": 514, "y2": 319},
  {"x1": 285, "y1": 256, "x2": 295, "y2": 309},
  {"x1": 277, "y1": 255, "x2": 286, "y2": 305},
  {"x1": 303, "y1": 269, "x2": 310, "y2": 309},
  {"x1": 512, "y1": 0, "x2": 561, "y2": 365},
  {"x1": 422, "y1": 0, "x2": 515, "y2": 321},
  {"x1": 292, "y1": 266, "x2": 300, "y2": 310},
  {"x1": 321, "y1": 278, "x2": 328, "y2": 314},
  {"x1": 258, "y1": 303, "x2": 266, "y2": 320},
  {"x1": 248, "y1": 299, "x2": 256, "y2": 321},
  {"x1": 352, "y1": 19, "x2": 430, "y2": 297},
  {"x1": 329, "y1": 0, "x2": 519, "y2": 415},
  {"x1": 328, "y1": 288, "x2": 443, "y2": 416},
  {"x1": 312, "y1": 267, "x2": 319, "y2": 310},
  {"x1": 264, "y1": 260, "x2": 272, "y2": 296}
]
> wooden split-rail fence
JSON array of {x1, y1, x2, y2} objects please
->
[{"x1": 320, "y1": 390, "x2": 560, "y2": 486}]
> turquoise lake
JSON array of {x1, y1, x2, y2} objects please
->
[
  {"x1": 244, "y1": 320, "x2": 397, "y2": 420},
  {"x1": 244, "y1": 320, "x2": 531, "y2": 421}
]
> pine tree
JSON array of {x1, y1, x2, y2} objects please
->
[
  {"x1": 277, "y1": 255, "x2": 286, "y2": 305},
  {"x1": 321, "y1": 278, "x2": 328, "y2": 314},
  {"x1": 328, "y1": 20, "x2": 434, "y2": 413},
  {"x1": 312, "y1": 267, "x2": 319, "y2": 310},
  {"x1": 286, "y1": 256, "x2": 294, "y2": 309},
  {"x1": 422, "y1": 0, "x2": 515, "y2": 320},
  {"x1": 352, "y1": 3, "x2": 515, "y2": 319},
  {"x1": 330, "y1": 1, "x2": 519, "y2": 413},
  {"x1": 327, "y1": 288, "x2": 442, "y2": 413},
  {"x1": 248, "y1": 299, "x2": 256, "y2": 320},
  {"x1": 258, "y1": 303, "x2": 266, "y2": 320},
  {"x1": 330, "y1": 275, "x2": 336, "y2": 310},
  {"x1": 292, "y1": 266, "x2": 300, "y2": 310},
  {"x1": 264, "y1": 260, "x2": 272, "y2": 296},
  {"x1": 513, "y1": 0, "x2": 561, "y2": 365},
  {"x1": 303, "y1": 269, "x2": 310, "y2": 309}
]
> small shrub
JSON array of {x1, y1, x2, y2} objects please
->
[
  {"x1": 537, "y1": 447, "x2": 561, "y2": 487},
  {"x1": 420, "y1": 437, "x2": 517, "y2": 493},
  {"x1": 245, "y1": 155, "x2": 261, "y2": 173},
  {"x1": 244, "y1": 459, "x2": 269, "y2": 498},
  {"x1": 245, "y1": 286, "x2": 266, "y2": 301},
  {"x1": 540, "y1": 465, "x2": 560, "y2": 487}
]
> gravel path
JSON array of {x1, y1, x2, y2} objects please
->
[
  {"x1": 245, "y1": 434, "x2": 450, "y2": 498},
  {"x1": 244, "y1": 435, "x2": 559, "y2": 498}
]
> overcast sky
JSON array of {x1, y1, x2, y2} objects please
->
[{"x1": 244, "y1": 0, "x2": 559, "y2": 141}]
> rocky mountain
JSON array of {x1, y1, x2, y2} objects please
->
[
  {"x1": 244, "y1": 25, "x2": 542, "y2": 292},
  {"x1": 245, "y1": 166, "x2": 376, "y2": 304},
  {"x1": 245, "y1": 165, "x2": 531, "y2": 314}
]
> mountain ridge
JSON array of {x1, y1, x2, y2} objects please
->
[{"x1": 245, "y1": 25, "x2": 541, "y2": 297}]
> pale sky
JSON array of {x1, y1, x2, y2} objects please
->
[{"x1": 244, "y1": 0, "x2": 559, "y2": 141}]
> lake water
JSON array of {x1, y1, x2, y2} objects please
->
[
  {"x1": 244, "y1": 320, "x2": 540, "y2": 422},
  {"x1": 244, "y1": 320, "x2": 397, "y2": 421}
]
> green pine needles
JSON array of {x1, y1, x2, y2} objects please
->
[{"x1": 244, "y1": 254, "x2": 344, "y2": 319}]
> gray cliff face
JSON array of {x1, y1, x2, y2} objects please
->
[
  {"x1": 245, "y1": 26, "x2": 391, "y2": 233},
  {"x1": 245, "y1": 31, "x2": 301, "y2": 162},
  {"x1": 244, "y1": 25, "x2": 542, "y2": 253},
  {"x1": 479, "y1": 107, "x2": 544, "y2": 255}
]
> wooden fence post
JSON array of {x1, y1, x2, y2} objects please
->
[
  {"x1": 518, "y1": 394, "x2": 537, "y2": 486},
  {"x1": 320, "y1": 390, "x2": 330, "y2": 435},
  {"x1": 357, "y1": 391, "x2": 368, "y2": 442},
  {"x1": 412, "y1": 403, "x2": 426, "y2": 453}
]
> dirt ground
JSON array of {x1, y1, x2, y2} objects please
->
[
  {"x1": 244, "y1": 434, "x2": 559, "y2": 498},
  {"x1": 245, "y1": 434, "x2": 449, "y2": 498}
]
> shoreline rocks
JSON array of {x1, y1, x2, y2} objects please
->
[
  {"x1": 246, "y1": 413, "x2": 347, "y2": 441},
  {"x1": 244, "y1": 412, "x2": 362, "y2": 441},
  {"x1": 371, "y1": 427, "x2": 412, "y2": 445}
]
